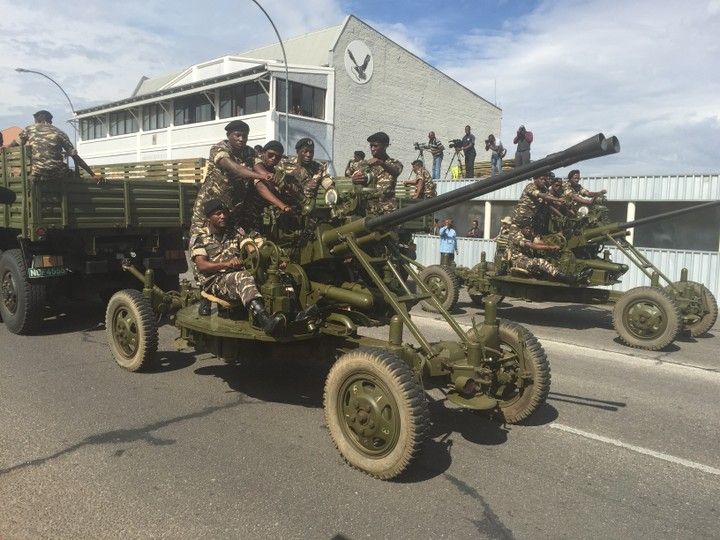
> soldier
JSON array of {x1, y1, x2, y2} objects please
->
[
  {"x1": 191, "y1": 198, "x2": 285, "y2": 334},
  {"x1": 190, "y1": 120, "x2": 290, "y2": 239},
  {"x1": 344, "y1": 150, "x2": 366, "y2": 177},
  {"x1": 277, "y1": 137, "x2": 335, "y2": 205},
  {"x1": 239, "y1": 140, "x2": 286, "y2": 233},
  {"x1": 505, "y1": 221, "x2": 591, "y2": 284},
  {"x1": 404, "y1": 159, "x2": 436, "y2": 199},
  {"x1": 563, "y1": 169, "x2": 607, "y2": 207},
  {"x1": 511, "y1": 174, "x2": 564, "y2": 234},
  {"x1": 11, "y1": 110, "x2": 100, "y2": 183},
  {"x1": 548, "y1": 174, "x2": 574, "y2": 218},
  {"x1": 350, "y1": 131, "x2": 403, "y2": 215}
]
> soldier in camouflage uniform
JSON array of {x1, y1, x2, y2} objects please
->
[
  {"x1": 276, "y1": 137, "x2": 335, "y2": 205},
  {"x1": 239, "y1": 140, "x2": 288, "y2": 233},
  {"x1": 191, "y1": 199, "x2": 285, "y2": 334},
  {"x1": 563, "y1": 169, "x2": 607, "y2": 209},
  {"x1": 11, "y1": 110, "x2": 99, "y2": 182},
  {"x1": 190, "y1": 120, "x2": 289, "y2": 239},
  {"x1": 404, "y1": 159, "x2": 436, "y2": 199},
  {"x1": 350, "y1": 132, "x2": 403, "y2": 215},
  {"x1": 344, "y1": 150, "x2": 366, "y2": 177},
  {"x1": 511, "y1": 174, "x2": 564, "y2": 234}
]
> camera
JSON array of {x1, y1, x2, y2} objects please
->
[
  {"x1": 448, "y1": 138, "x2": 463, "y2": 149},
  {"x1": 413, "y1": 142, "x2": 429, "y2": 151}
]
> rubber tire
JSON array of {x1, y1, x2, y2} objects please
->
[
  {"x1": 613, "y1": 286, "x2": 682, "y2": 351},
  {"x1": 468, "y1": 321, "x2": 550, "y2": 424},
  {"x1": 418, "y1": 264, "x2": 460, "y2": 313},
  {"x1": 0, "y1": 249, "x2": 46, "y2": 334},
  {"x1": 664, "y1": 281, "x2": 718, "y2": 337},
  {"x1": 105, "y1": 289, "x2": 158, "y2": 372},
  {"x1": 324, "y1": 348, "x2": 429, "y2": 480}
]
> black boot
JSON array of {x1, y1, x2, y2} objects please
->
[
  {"x1": 248, "y1": 298, "x2": 286, "y2": 336},
  {"x1": 555, "y1": 272, "x2": 575, "y2": 284},
  {"x1": 198, "y1": 297, "x2": 211, "y2": 316},
  {"x1": 575, "y1": 267, "x2": 594, "y2": 284}
]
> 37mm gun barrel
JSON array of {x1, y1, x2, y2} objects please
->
[{"x1": 618, "y1": 200, "x2": 720, "y2": 230}]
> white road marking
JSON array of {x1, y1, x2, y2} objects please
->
[{"x1": 549, "y1": 423, "x2": 720, "y2": 476}]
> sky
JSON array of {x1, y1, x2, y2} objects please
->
[{"x1": 1, "y1": 0, "x2": 719, "y2": 175}]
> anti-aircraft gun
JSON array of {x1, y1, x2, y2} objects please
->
[
  {"x1": 453, "y1": 200, "x2": 720, "y2": 351},
  {"x1": 105, "y1": 133, "x2": 620, "y2": 479}
]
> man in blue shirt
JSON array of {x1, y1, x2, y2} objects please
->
[{"x1": 439, "y1": 217, "x2": 458, "y2": 266}]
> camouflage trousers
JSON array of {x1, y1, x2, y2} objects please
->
[
  {"x1": 367, "y1": 197, "x2": 397, "y2": 216},
  {"x1": 510, "y1": 254, "x2": 560, "y2": 278},
  {"x1": 206, "y1": 271, "x2": 260, "y2": 306}
]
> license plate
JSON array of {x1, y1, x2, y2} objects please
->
[{"x1": 28, "y1": 266, "x2": 68, "y2": 278}]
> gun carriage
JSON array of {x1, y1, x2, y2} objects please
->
[{"x1": 106, "y1": 134, "x2": 620, "y2": 479}]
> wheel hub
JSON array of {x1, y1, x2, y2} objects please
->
[
  {"x1": 426, "y1": 276, "x2": 448, "y2": 301},
  {"x1": 339, "y1": 377, "x2": 399, "y2": 456},
  {"x1": 1, "y1": 271, "x2": 18, "y2": 313},
  {"x1": 625, "y1": 301, "x2": 667, "y2": 338},
  {"x1": 112, "y1": 307, "x2": 139, "y2": 358}
]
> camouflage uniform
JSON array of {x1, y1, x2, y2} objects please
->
[
  {"x1": 15, "y1": 123, "x2": 75, "y2": 179},
  {"x1": 190, "y1": 226, "x2": 260, "y2": 305},
  {"x1": 506, "y1": 225, "x2": 561, "y2": 278},
  {"x1": 366, "y1": 157, "x2": 403, "y2": 215},
  {"x1": 512, "y1": 182, "x2": 550, "y2": 232},
  {"x1": 345, "y1": 159, "x2": 365, "y2": 177},
  {"x1": 190, "y1": 141, "x2": 256, "y2": 238},
  {"x1": 236, "y1": 158, "x2": 288, "y2": 234},
  {"x1": 414, "y1": 168, "x2": 436, "y2": 199},
  {"x1": 277, "y1": 156, "x2": 335, "y2": 203},
  {"x1": 562, "y1": 181, "x2": 591, "y2": 198}
]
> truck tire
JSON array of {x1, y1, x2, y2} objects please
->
[
  {"x1": 418, "y1": 265, "x2": 460, "y2": 313},
  {"x1": 105, "y1": 289, "x2": 158, "y2": 372},
  {"x1": 324, "y1": 348, "x2": 429, "y2": 480},
  {"x1": 664, "y1": 281, "x2": 718, "y2": 337},
  {"x1": 0, "y1": 249, "x2": 46, "y2": 334},
  {"x1": 613, "y1": 286, "x2": 681, "y2": 350}
]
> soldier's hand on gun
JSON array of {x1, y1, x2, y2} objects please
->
[
  {"x1": 351, "y1": 170, "x2": 367, "y2": 184},
  {"x1": 225, "y1": 256, "x2": 244, "y2": 270}
]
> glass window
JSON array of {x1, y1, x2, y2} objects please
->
[
  {"x1": 219, "y1": 81, "x2": 269, "y2": 119},
  {"x1": 108, "y1": 110, "x2": 137, "y2": 136},
  {"x1": 80, "y1": 116, "x2": 105, "y2": 140},
  {"x1": 142, "y1": 103, "x2": 167, "y2": 131},
  {"x1": 173, "y1": 94, "x2": 216, "y2": 126},
  {"x1": 276, "y1": 79, "x2": 326, "y2": 120},
  {"x1": 633, "y1": 202, "x2": 720, "y2": 251}
]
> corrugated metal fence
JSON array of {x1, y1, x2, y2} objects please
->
[{"x1": 414, "y1": 234, "x2": 720, "y2": 298}]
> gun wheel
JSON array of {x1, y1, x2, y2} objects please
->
[
  {"x1": 664, "y1": 281, "x2": 718, "y2": 337},
  {"x1": 469, "y1": 321, "x2": 550, "y2": 424},
  {"x1": 106, "y1": 289, "x2": 158, "y2": 372},
  {"x1": 613, "y1": 286, "x2": 681, "y2": 350},
  {"x1": 324, "y1": 348, "x2": 429, "y2": 480},
  {"x1": 418, "y1": 264, "x2": 460, "y2": 313}
]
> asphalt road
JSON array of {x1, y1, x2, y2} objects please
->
[{"x1": 1, "y1": 297, "x2": 718, "y2": 539}]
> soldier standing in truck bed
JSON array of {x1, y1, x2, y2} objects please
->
[
  {"x1": 190, "y1": 120, "x2": 290, "y2": 239},
  {"x1": 404, "y1": 159, "x2": 436, "y2": 199},
  {"x1": 11, "y1": 110, "x2": 100, "y2": 182},
  {"x1": 350, "y1": 131, "x2": 403, "y2": 215},
  {"x1": 277, "y1": 137, "x2": 335, "y2": 205}
]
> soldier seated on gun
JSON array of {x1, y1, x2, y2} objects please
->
[
  {"x1": 10, "y1": 110, "x2": 101, "y2": 184},
  {"x1": 345, "y1": 150, "x2": 366, "y2": 177},
  {"x1": 505, "y1": 220, "x2": 592, "y2": 284},
  {"x1": 512, "y1": 173, "x2": 564, "y2": 235},
  {"x1": 191, "y1": 199, "x2": 286, "y2": 334},
  {"x1": 404, "y1": 159, "x2": 436, "y2": 199},
  {"x1": 563, "y1": 169, "x2": 606, "y2": 207},
  {"x1": 547, "y1": 174, "x2": 575, "y2": 218}
]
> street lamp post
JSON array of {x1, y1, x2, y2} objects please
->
[
  {"x1": 248, "y1": 0, "x2": 290, "y2": 149},
  {"x1": 15, "y1": 67, "x2": 77, "y2": 141}
]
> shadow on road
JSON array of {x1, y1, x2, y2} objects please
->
[
  {"x1": 494, "y1": 304, "x2": 614, "y2": 331},
  {"x1": 547, "y1": 391, "x2": 626, "y2": 412}
]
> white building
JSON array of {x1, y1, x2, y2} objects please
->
[{"x1": 75, "y1": 15, "x2": 501, "y2": 175}]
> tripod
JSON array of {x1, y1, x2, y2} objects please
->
[{"x1": 443, "y1": 148, "x2": 464, "y2": 179}]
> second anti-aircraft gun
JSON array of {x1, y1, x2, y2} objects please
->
[{"x1": 104, "y1": 134, "x2": 620, "y2": 480}]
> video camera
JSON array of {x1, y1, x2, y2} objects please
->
[
  {"x1": 448, "y1": 139, "x2": 463, "y2": 149},
  {"x1": 413, "y1": 142, "x2": 430, "y2": 151}
]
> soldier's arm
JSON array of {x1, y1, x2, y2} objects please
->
[
  {"x1": 253, "y1": 180, "x2": 291, "y2": 212},
  {"x1": 218, "y1": 156, "x2": 272, "y2": 182},
  {"x1": 380, "y1": 159, "x2": 402, "y2": 177},
  {"x1": 413, "y1": 176, "x2": 424, "y2": 199},
  {"x1": 71, "y1": 154, "x2": 101, "y2": 182},
  {"x1": 526, "y1": 240, "x2": 560, "y2": 252},
  {"x1": 319, "y1": 163, "x2": 335, "y2": 191},
  {"x1": 193, "y1": 254, "x2": 243, "y2": 274}
]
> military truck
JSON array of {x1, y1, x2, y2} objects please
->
[
  {"x1": 104, "y1": 133, "x2": 620, "y2": 479},
  {"x1": 0, "y1": 147, "x2": 199, "y2": 334},
  {"x1": 419, "y1": 198, "x2": 719, "y2": 351}
]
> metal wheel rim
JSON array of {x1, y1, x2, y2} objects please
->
[
  {"x1": 425, "y1": 275, "x2": 448, "y2": 302},
  {"x1": 1, "y1": 270, "x2": 18, "y2": 314},
  {"x1": 489, "y1": 343, "x2": 525, "y2": 406},
  {"x1": 623, "y1": 299, "x2": 668, "y2": 340},
  {"x1": 111, "y1": 305, "x2": 139, "y2": 359},
  {"x1": 337, "y1": 371, "x2": 400, "y2": 457}
]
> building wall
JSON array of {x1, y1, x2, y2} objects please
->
[{"x1": 330, "y1": 17, "x2": 502, "y2": 177}]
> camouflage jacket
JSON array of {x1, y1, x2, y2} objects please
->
[
  {"x1": 277, "y1": 156, "x2": 334, "y2": 202},
  {"x1": 412, "y1": 168, "x2": 436, "y2": 199},
  {"x1": 190, "y1": 141, "x2": 256, "y2": 235},
  {"x1": 366, "y1": 156, "x2": 403, "y2": 214},
  {"x1": 512, "y1": 182, "x2": 549, "y2": 225},
  {"x1": 16, "y1": 123, "x2": 75, "y2": 177},
  {"x1": 505, "y1": 225, "x2": 531, "y2": 260},
  {"x1": 190, "y1": 225, "x2": 248, "y2": 288},
  {"x1": 345, "y1": 159, "x2": 365, "y2": 177},
  {"x1": 563, "y1": 181, "x2": 590, "y2": 198}
]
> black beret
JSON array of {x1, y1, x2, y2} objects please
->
[
  {"x1": 203, "y1": 198, "x2": 228, "y2": 217},
  {"x1": 295, "y1": 137, "x2": 314, "y2": 150},
  {"x1": 225, "y1": 120, "x2": 249, "y2": 133},
  {"x1": 33, "y1": 110, "x2": 53, "y2": 120},
  {"x1": 367, "y1": 131, "x2": 390, "y2": 145},
  {"x1": 263, "y1": 140, "x2": 284, "y2": 155}
]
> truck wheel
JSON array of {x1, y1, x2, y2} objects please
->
[
  {"x1": 664, "y1": 281, "x2": 718, "y2": 337},
  {"x1": 418, "y1": 265, "x2": 460, "y2": 313},
  {"x1": 613, "y1": 286, "x2": 681, "y2": 350},
  {"x1": 0, "y1": 249, "x2": 46, "y2": 334},
  {"x1": 468, "y1": 321, "x2": 551, "y2": 424},
  {"x1": 105, "y1": 289, "x2": 158, "y2": 372},
  {"x1": 324, "y1": 348, "x2": 429, "y2": 480}
]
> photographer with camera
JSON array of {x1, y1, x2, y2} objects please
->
[
  {"x1": 461, "y1": 125, "x2": 476, "y2": 178},
  {"x1": 513, "y1": 125, "x2": 533, "y2": 166},
  {"x1": 485, "y1": 134, "x2": 507, "y2": 176},
  {"x1": 427, "y1": 131, "x2": 444, "y2": 179}
]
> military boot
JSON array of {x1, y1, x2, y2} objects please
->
[
  {"x1": 248, "y1": 298, "x2": 286, "y2": 336},
  {"x1": 198, "y1": 297, "x2": 211, "y2": 316},
  {"x1": 575, "y1": 267, "x2": 594, "y2": 284}
]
